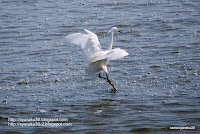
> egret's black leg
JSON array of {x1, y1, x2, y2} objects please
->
[
  {"x1": 99, "y1": 72, "x2": 114, "y2": 83},
  {"x1": 99, "y1": 72, "x2": 106, "y2": 79},
  {"x1": 105, "y1": 73, "x2": 118, "y2": 92}
]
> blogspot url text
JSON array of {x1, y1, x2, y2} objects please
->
[{"x1": 8, "y1": 118, "x2": 72, "y2": 127}]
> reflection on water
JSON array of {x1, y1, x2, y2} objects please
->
[{"x1": 0, "y1": 0, "x2": 199, "y2": 133}]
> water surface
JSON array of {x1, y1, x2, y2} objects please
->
[{"x1": 0, "y1": 0, "x2": 199, "y2": 133}]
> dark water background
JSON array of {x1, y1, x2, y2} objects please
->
[{"x1": 0, "y1": 0, "x2": 199, "y2": 133}]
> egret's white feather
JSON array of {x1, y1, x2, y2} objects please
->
[
  {"x1": 65, "y1": 29, "x2": 101, "y2": 62},
  {"x1": 65, "y1": 33, "x2": 89, "y2": 47},
  {"x1": 85, "y1": 59, "x2": 108, "y2": 75},
  {"x1": 65, "y1": 27, "x2": 129, "y2": 77},
  {"x1": 91, "y1": 48, "x2": 128, "y2": 63}
]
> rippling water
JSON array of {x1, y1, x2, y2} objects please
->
[{"x1": 0, "y1": 0, "x2": 199, "y2": 133}]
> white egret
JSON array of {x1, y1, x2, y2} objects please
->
[{"x1": 65, "y1": 27, "x2": 128, "y2": 92}]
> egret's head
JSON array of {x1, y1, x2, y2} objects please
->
[{"x1": 108, "y1": 27, "x2": 122, "y2": 34}]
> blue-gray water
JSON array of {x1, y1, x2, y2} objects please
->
[{"x1": 0, "y1": 0, "x2": 199, "y2": 133}]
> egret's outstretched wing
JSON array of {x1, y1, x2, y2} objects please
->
[
  {"x1": 92, "y1": 48, "x2": 128, "y2": 63},
  {"x1": 65, "y1": 33, "x2": 89, "y2": 46},
  {"x1": 65, "y1": 29, "x2": 101, "y2": 62}
]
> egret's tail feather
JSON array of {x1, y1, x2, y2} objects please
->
[{"x1": 85, "y1": 65, "x2": 98, "y2": 76}]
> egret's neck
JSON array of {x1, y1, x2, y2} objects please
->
[{"x1": 108, "y1": 32, "x2": 114, "y2": 50}]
